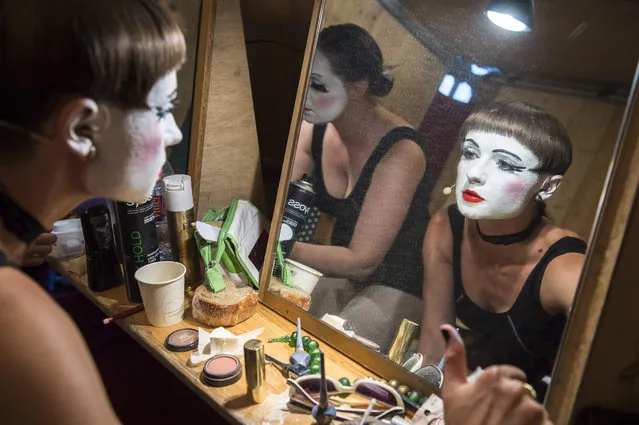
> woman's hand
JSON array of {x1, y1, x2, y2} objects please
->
[
  {"x1": 440, "y1": 324, "x2": 552, "y2": 425},
  {"x1": 21, "y1": 232, "x2": 57, "y2": 267}
]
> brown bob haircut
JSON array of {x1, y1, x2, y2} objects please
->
[
  {"x1": 460, "y1": 101, "x2": 573, "y2": 175},
  {"x1": 0, "y1": 0, "x2": 186, "y2": 157}
]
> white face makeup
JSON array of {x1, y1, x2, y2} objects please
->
[
  {"x1": 455, "y1": 130, "x2": 548, "y2": 220},
  {"x1": 303, "y1": 51, "x2": 348, "y2": 124},
  {"x1": 85, "y1": 71, "x2": 182, "y2": 202}
]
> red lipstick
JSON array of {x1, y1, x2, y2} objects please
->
[{"x1": 462, "y1": 189, "x2": 484, "y2": 203}]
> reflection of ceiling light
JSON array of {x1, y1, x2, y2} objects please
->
[
  {"x1": 485, "y1": 0, "x2": 533, "y2": 32},
  {"x1": 470, "y1": 64, "x2": 501, "y2": 76}
]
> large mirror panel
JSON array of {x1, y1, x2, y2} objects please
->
[{"x1": 265, "y1": 0, "x2": 639, "y2": 400}]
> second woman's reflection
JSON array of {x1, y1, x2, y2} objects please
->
[{"x1": 289, "y1": 23, "x2": 433, "y2": 348}]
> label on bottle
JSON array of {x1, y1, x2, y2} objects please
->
[{"x1": 115, "y1": 198, "x2": 160, "y2": 303}]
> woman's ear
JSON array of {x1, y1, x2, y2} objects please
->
[
  {"x1": 537, "y1": 175, "x2": 563, "y2": 201},
  {"x1": 347, "y1": 80, "x2": 369, "y2": 101},
  {"x1": 55, "y1": 98, "x2": 109, "y2": 160}
]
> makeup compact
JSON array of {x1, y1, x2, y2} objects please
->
[
  {"x1": 201, "y1": 354, "x2": 243, "y2": 387},
  {"x1": 165, "y1": 328, "x2": 199, "y2": 352}
]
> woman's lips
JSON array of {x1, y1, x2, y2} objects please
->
[{"x1": 462, "y1": 189, "x2": 484, "y2": 203}]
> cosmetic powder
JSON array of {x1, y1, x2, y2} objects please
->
[
  {"x1": 201, "y1": 354, "x2": 242, "y2": 387},
  {"x1": 165, "y1": 328, "x2": 198, "y2": 352}
]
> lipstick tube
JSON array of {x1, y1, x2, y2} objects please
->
[
  {"x1": 244, "y1": 339, "x2": 267, "y2": 403},
  {"x1": 388, "y1": 319, "x2": 420, "y2": 365}
]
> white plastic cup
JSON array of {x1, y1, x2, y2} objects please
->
[
  {"x1": 284, "y1": 258, "x2": 323, "y2": 294},
  {"x1": 134, "y1": 261, "x2": 186, "y2": 327}
]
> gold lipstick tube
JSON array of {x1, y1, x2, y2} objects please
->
[
  {"x1": 244, "y1": 339, "x2": 267, "y2": 403},
  {"x1": 388, "y1": 319, "x2": 420, "y2": 364}
]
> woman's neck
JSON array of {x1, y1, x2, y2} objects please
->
[
  {"x1": 0, "y1": 152, "x2": 88, "y2": 258},
  {"x1": 475, "y1": 203, "x2": 541, "y2": 237},
  {"x1": 331, "y1": 97, "x2": 386, "y2": 148}
]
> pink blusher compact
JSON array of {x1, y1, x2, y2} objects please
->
[
  {"x1": 201, "y1": 354, "x2": 242, "y2": 387},
  {"x1": 165, "y1": 328, "x2": 198, "y2": 352}
]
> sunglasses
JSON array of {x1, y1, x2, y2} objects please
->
[{"x1": 287, "y1": 375, "x2": 404, "y2": 419}]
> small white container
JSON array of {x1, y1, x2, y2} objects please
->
[
  {"x1": 52, "y1": 218, "x2": 85, "y2": 260},
  {"x1": 284, "y1": 258, "x2": 323, "y2": 294}
]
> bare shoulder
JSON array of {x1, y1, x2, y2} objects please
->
[{"x1": 0, "y1": 268, "x2": 119, "y2": 425}]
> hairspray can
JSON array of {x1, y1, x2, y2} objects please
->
[
  {"x1": 114, "y1": 198, "x2": 160, "y2": 303},
  {"x1": 80, "y1": 205, "x2": 123, "y2": 292},
  {"x1": 163, "y1": 174, "x2": 201, "y2": 290},
  {"x1": 280, "y1": 174, "x2": 315, "y2": 256}
]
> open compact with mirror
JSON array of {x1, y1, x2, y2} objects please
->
[{"x1": 257, "y1": 0, "x2": 639, "y2": 416}]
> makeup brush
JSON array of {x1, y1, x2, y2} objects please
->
[
  {"x1": 312, "y1": 352, "x2": 336, "y2": 425},
  {"x1": 290, "y1": 317, "x2": 311, "y2": 368},
  {"x1": 358, "y1": 398, "x2": 377, "y2": 425}
]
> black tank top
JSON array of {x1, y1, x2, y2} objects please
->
[
  {"x1": 447, "y1": 204, "x2": 586, "y2": 397},
  {"x1": 311, "y1": 125, "x2": 432, "y2": 297}
]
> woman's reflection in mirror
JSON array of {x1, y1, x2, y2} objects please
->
[
  {"x1": 287, "y1": 23, "x2": 434, "y2": 350},
  {"x1": 418, "y1": 102, "x2": 586, "y2": 400}
]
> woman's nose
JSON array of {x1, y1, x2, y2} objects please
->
[
  {"x1": 163, "y1": 114, "x2": 183, "y2": 147},
  {"x1": 466, "y1": 161, "x2": 486, "y2": 184}
]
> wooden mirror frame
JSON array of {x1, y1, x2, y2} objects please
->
[
  {"x1": 256, "y1": 0, "x2": 639, "y2": 405},
  {"x1": 186, "y1": 0, "x2": 216, "y2": 217}
]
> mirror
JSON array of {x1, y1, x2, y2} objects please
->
[
  {"x1": 157, "y1": 0, "x2": 203, "y2": 175},
  {"x1": 264, "y1": 0, "x2": 639, "y2": 399}
]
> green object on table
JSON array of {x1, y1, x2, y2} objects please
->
[
  {"x1": 310, "y1": 363, "x2": 321, "y2": 374},
  {"x1": 307, "y1": 340, "x2": 319, "y2": 351},
  {"x1": 408, "y1": 391, "x2": 422, "y2": 403},
  {"x1": 302, "y1": 336, "x2": 312, "y2": 349},
  {"x1": 268, "y1": 335, "x2": 291, "y2": 343},
  {"x1": 308, "y1": 347, "x2": 321, "y2": 358},
  {"x1": 337, "y1": 377, "x2": 351, "y2": 398}
]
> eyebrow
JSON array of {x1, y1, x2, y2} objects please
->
[
  {"x1": 493, "y1": 149, "x2": 522, "y2": 161},
  {"x1": 463, "y1": 138, "x2": 479, "y2": 147}
]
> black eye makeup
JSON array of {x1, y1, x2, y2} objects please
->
[
  {"x1": 154, "y1": 100, "x2": 178, "y2": 120},
  {"x1": 310, "y1": 81, "x2": 328, "y2": 93},
  {"x1": 496, "y1": 159, "x2": 527, "y2": 172}
]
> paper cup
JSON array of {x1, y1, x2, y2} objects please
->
[
  {"x1": 284, "y1": 258, "x2": 323, "y2": 294},
  {"x1": 135, "y1": 261, "x2": 186, "y2": 327}
]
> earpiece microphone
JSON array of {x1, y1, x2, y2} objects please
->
[{"x1": 442, "y1": 184, "x2": 455, "y2": 196}]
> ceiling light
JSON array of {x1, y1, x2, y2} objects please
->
[{"x1": 485, "y1": 0, "x2": 533, "y2": 32}]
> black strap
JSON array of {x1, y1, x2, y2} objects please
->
[{"x1": 0, "y1": 190, "x2": 46, "y2": 244}]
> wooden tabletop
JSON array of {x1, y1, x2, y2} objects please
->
[{"x1": 49, "y1": 258, "x2": 382, "y2": 425}]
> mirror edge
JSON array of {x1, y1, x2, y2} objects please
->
[
  {"x1": 258, "y1": 0, "x2": 326, "y2": 300},
  {"x1": 187, "y1": 0, "x2": 217, "y2": 218},
  {"x1": 262, "y1": 290, "x2": 439, "y2": 397},
  {"x1": 547, "y1": 62, "x2": 639, "y2": 423}
]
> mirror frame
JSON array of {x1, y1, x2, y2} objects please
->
[
  {"x1": 186, "y1": 0, "x2": 217, "y2": 217},
  {"x1": 257, "y1": 0, "x2": 639, "y2": 407},
  {"x1": 546, "y1": 66, "x2": 639, "y2": 423}
]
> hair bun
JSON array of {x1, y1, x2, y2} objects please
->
[{"x1": 369, "y1": 73, "x2": 393, "y2": 97}]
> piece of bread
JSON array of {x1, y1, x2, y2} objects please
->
[
  {"x1": 191, "y1": 278, "x2": 258, "y2": 327},
  {"x1": 269, "y1": 278, "x2": 311, "y2": 311}
]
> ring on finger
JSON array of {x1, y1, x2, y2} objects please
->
[{"x1": 523, "y1": 383, "x2": 537, "y2": 400}]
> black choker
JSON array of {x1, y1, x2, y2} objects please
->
[
  {"x1": 476, "y1": 213, "x2": 542, "y2": 246},
  {"x1": 0, "y1": 190, "x2": 46, "y2": 244}
]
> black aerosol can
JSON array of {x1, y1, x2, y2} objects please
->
[
  {"x1": 81, "y1": 204, "x2": 123, "y2": 292},
  {"x1": 114, "y1": 198, "x2": 160, "y2": 303},
  {"x1": 279, "y1": 174, "x2": 315, "y2": 256}
]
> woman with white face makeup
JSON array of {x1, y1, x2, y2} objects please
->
[
  {"x1": 289, "y1": 24, "x2": 433, "y2": 348},
  {"x1": 0, "y1": 0, "x2": 184, "y2": 423},
  {"x1": 418, "y1": 102, "x2": 586, "y2": 401}
]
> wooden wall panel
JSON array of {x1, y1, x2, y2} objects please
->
[{"x1": 196, "y1": 0, "x2": 266, "y2": 217}]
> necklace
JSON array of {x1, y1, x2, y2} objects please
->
[
  {"x1": 476, "y1": 213, "x2": 542, "y2": 246},
  {"x1": 0, "y1": 190, "x2": 46, "y2": 244}
]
